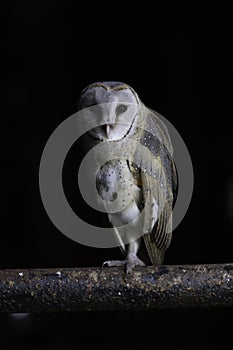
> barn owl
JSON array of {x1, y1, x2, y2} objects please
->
[{"x1": 78, "y1": 81, "x2": 177, "y2": 273}]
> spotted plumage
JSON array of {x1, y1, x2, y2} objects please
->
[{"x1": 78, "y1": 81, "x2": 177, "y2": 273}]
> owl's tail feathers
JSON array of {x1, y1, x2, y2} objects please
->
[{"x1": 143, "y1": 234, "x2": 165, "y2": 265}]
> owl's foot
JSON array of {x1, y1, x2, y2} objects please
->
[
  {"x1": 125, "y1": 254, "x2": 145, "y2": 274},
  {"x1": 103, "y1": 253, "x2": 145, "y2": 274}
]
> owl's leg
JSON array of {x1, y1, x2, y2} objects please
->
[
  {"x1": 103, "y1": 239, "x2": 145, "y2": 273},
  {"x1": 125, "y1": 239, "x2": 145, "y2": 273}
]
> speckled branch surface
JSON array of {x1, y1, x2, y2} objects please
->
[{"x1": 0, "y1": 264, "x2": 232, "y2": 312}]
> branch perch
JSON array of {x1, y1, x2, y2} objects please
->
[{"x1": 0, "y1": 264, "x2": 233, "y2": 313}]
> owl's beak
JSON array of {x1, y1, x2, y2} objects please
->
[
  {"x1": 105, "y1": 123, "x2": 114, "y2": 139},
  {"x1": 106, "y1": 124, "x2": 110, "y2": 138}
]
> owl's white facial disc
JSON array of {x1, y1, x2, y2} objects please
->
[{"x1": 78, "y1": 82, "x2": 140, "y2": 141}]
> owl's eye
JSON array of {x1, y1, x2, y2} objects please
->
[{"x1": 116, "y1": 104, "x2": 128, "y2": 115}]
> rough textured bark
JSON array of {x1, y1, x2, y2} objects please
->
[{"x1": 0, "y1": 264, "x2": 232, "y2": 313}]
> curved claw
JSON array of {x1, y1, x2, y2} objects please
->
[
  {"x1": 102, "y1": 256, "x2": 145, "y2": 274},
  {"x1": 125, "y1": 255, "x2": 145, "y2": 274},
  {"x1": 102, "y1": 260, "x2": 126, "y2": 268}
]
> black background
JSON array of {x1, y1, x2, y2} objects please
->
[{"x1": 2, "y1": 2, "x2": 233, "y2": 349}]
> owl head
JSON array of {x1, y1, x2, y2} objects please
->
[{"x1": 78, "y1": 81, "x2": 141, "y2": 141}]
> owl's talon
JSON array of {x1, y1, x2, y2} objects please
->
[
  {"x1": 102, "y1": 255, "x2": 145, "y2": 273},
  {"x1": 102, "y1": 260, "x2": 126, "y2": 268},
  {"x1": 126, "y1": 254, "x2": 145, "y2": 274}
]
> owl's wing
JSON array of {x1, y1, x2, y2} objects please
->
[{"x1": 133, "y1": 110, "x2": 178, "y2": 264}]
